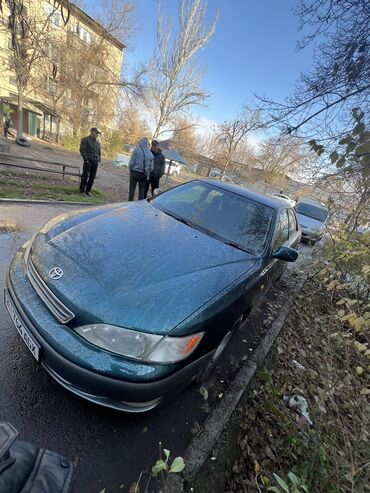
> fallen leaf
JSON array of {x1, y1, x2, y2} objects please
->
[{"x1": 199, "y1": 385, "x2": 208, "y2": 400}]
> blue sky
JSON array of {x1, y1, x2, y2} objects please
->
[
  {"x1": 86, "y1": 0, "x2": 317, "y2": 126},
  {"x1": 123, "y1": 0, "x2": 316, "y2": 125}
]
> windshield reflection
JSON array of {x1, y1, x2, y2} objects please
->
[{"x1": 151, "y1": 181, "x2": 274, "y2": 255}]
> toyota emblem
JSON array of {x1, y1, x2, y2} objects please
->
[{"x1": 49, "y1": 267, "x2": 63, "y2": 280}]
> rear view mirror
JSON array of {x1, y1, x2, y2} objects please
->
[{"x1": 271, "y1": 246, "x2": 298, "y2": 262}]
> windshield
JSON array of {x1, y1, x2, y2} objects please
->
[
  {"x1": 151, "y1": 181, "x2": 274, "y2": 255},
  {"x1": 295, "y1": 203, "x2": 328, "y2": 222}
]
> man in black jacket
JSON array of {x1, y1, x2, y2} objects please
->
[
  {"x1": 79, "y1": 127, "x2": 101, "y2": 197},
  {"x1": 144, "y1": 140, "x2": 166, "y2": 198}
]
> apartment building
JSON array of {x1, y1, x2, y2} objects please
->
[{"x1": 0, "y1": 0, "x2": 124, "y2": 141}]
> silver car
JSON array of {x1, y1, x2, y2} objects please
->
[{"x1": 295, "y1": 200, "x2": 329, "y2": 243}]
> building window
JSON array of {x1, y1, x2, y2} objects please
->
[
  {"x1": 9, "y1": 76, "x2": 17, "y2": 86},
  {"x1": 77, "y1": 25, "x2": 93, "y2": 44},
  {"x1": 45, "y1": 2, "x2": 62, "y2": 28},
  {"x1": 46, "y1": 43, "x2": 59, "y2": 64},
  {"x1": 68, "y1": 23, "x2": 78, "y2": 34},
  {"x1": 45, "y1": 77, "x2": 58, "y2": 95}
]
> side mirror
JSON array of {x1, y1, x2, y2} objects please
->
[
  {"x1": 153, "y1": 188, "x2": 162, "y2": 196},
  {"x1": 271, "y1": 246, "x2": 298, "y2": 262}
]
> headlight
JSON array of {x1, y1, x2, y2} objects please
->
[{"x1": 75, "y1": 324, "x2": 203, "y2": 363}]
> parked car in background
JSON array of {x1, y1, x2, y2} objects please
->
[
  {"x1": 295, "y1": 199, "x2": 329, "y2": 243},
  {"x1": 113, "y1": 153, "x2": 130, "y2": 168},
  {"x1": 209, "y1": 169, "x2": 222, "y2": 178},
  {"x1": 5, "y1": 180, "x2": 300, "y2": 412},
  {"x1": 124, "y1": 144, "x2": 135, "y2": 153},
  {"x1": 273, "y1": 193, "x2": 296, "y2": 207},
  {"x1": 355, "y1": 223, "x2": 370, "y2": 235},
  {"x1": 165, "y1": 160, "x2": 183, "y2": 177}
]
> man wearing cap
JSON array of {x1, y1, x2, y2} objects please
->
[{"x1": 79, "y1": 127, "x2": 101, "y2": 197}]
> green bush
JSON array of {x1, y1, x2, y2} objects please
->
[
  {"x1": 61, "y1": 135, "x2": 81, "y2": 153},
  {"x1": 62, "y1": 127, "x2": 124, "y2": 159}
]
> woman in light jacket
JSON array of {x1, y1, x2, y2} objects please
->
[{"x1": 128, "y1": 137, "x2": 154, "y2": 201}]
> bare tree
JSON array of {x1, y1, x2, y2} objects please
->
[
  {"x1": 170, "y1": 116, "x2": 201, "y2": 157},
  {"x1": 211, "y1": 106, "x2": 264, "y2": 176},
  {"x1": 251, "y1": 135, "x2": 313, "y2": 182},
  {"x1": 86, "y1": 0, "x2": 135, "y2": 44},
  {"x1": 146, "y1": 0, "x2": 219, "y2": 139},
  {"x1": 0, "y1": 0, "x2": 144, "y2": 138},
  {"x1": 0, "y1": 0, "x2": 71, "y2": 139},
  {"x1": 43, "y1": 0, "x2": 142, "y2": 136},
  {"x1": 257, "y1": 0, "x2": 370, "y2": 139},
  {"x1": 117, "y1": 100, "x2": 150, "y2": 146},
  {"x1": 308, "y1": 109, "x2": 369, "y2": 230}
]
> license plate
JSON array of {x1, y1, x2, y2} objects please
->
[{"x1": 4, "y1": 289, "x2": 40, "y2": 362}]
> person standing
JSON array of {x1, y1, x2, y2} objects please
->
[
  {"x1": 128, "y1": 137, "x2": 153, "y2": 201},
  {"x1": 144, "y1": 140, "x2": 166, "y2": 198},
  {"x1": 79, "y1": 127, "x2": 101, "y2": 197},
  {"x1": 3, "y1": 115, "x2": 12, "y2": 138}
]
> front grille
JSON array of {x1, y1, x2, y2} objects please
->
[{"x1": 27, "y1": 259, "x2": 75, "y2": 324}]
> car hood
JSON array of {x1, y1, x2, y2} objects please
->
[
  {"x1": 296, "y1": 213, "x2": 325, "y2": 231},
  {"x1": 30, "y1": 202, "x2": 257, "y2": 334}
]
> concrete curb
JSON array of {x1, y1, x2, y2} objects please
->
[
  {"x1": 0, "y1": 198, "x2": 98, "y2": 206},
  {"x1": 166, "y1": 273, "x2": 307, "y2": 493}
]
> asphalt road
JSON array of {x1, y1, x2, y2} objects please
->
[{"x1": 0, "y1": 202, "x2": 307, "y2": 493}]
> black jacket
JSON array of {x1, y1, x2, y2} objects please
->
[
  {"x1": 151, "y1": 149, "x2": 166, "y2": 177},
  {"x1": 0, "y1": 422, "x2": 73, "y2": 492},
  {"x1": 80, "y1": 136, "x2": 101, "y2": 164}
]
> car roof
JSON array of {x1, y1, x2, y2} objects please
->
[
  {"x1": 200, "y1": 179, "x2": 290, "y2": 211},
  {"x1": 271, "y1": 194, "x2": 293, "y2": 202},
  {"x1": 274, "y1": 193, "x2": 290, "y2": 199}
]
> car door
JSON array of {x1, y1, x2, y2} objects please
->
[
  {"x1": 287, "y1": 208, "x2": 301, "y2": 249},
  {"x1": 247, "y1": 209, "x2": 280, "y2": 310},
  {"x1": 270, "y1": 209, "x2": 290, "y2": 282}
]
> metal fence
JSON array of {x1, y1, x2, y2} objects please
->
[{"x1": 0, "y1": 152, "x2": 81, "y2": 179}]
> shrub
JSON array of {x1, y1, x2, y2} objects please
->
[{"x1": 62, "y1": 127, "x2": 125, "y2": 159}]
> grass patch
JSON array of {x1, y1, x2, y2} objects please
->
[
  {"x1": 0, "y1": 171, "x2": 106, "y2": 203},
  {"x1": 0, "y1": 219, "x2": 18, "y2": 232}
]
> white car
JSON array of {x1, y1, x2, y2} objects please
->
[
  {"x1": 165, "y1": 160, "x2": 182, "y2": 177},
  {"x1": 295, "y1": 200, "x2": 329, "y2": 243},
  {"x1": 273, "y1": 193, "x2": 296, "y2": 207}
]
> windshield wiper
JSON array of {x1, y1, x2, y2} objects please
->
[
  {"x1": 173, "y1": 215, "x2": 191, "y2": 226},
  {"x1": 163, "y1": 210, "x2": 191, "y2": 226}
]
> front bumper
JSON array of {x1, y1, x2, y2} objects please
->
[
  {"x1": 5, "y1": 252, "x2": 211, "y2": 412},
  {"x1": 300, "y1": 228, "x2": 322, "y2": 242}
]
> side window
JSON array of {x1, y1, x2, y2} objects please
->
[
  {"x1": 288, "y1": 209, "x2": 298, "y2": 238},
  {"x1": 273, "y1": 210, "x2": 289, "y2": 251}
]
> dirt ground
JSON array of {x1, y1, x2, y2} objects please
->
[
  {"x1": 0, "y1": 136, "x2": 181, "y2": 202},
  {"x1": 224, "y1": 275, "x2": 369, "y2": 493}
]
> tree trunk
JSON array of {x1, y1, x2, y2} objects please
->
[
  {"x1": 344, "y1": 190, "x2": 369, "y2": 232},
  {"x1": 152, "y1": 121, "x2": 162, "y2": 140},
  {"x1": 17, "y1": 92, "x2": 24, "y2": 139}
]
